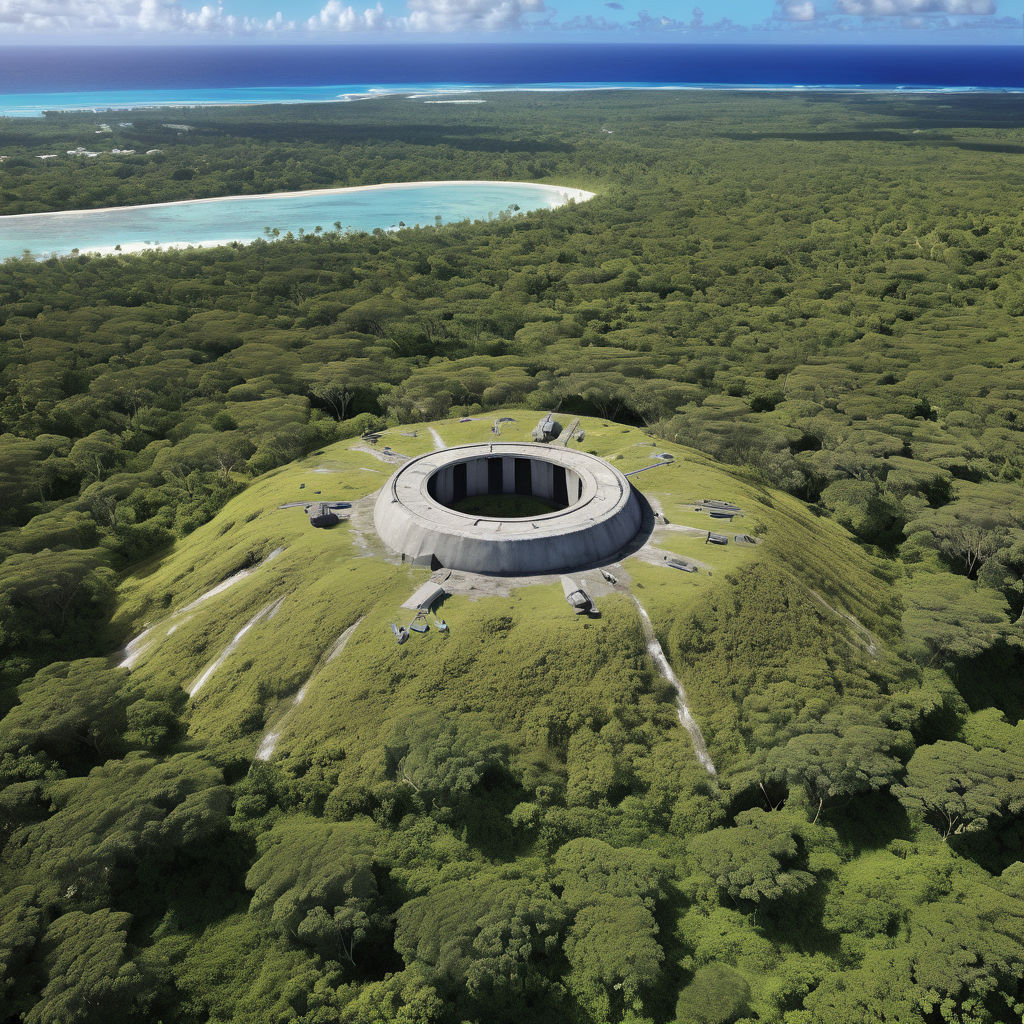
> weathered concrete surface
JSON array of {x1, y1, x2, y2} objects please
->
[
  {"x1": 402, "y1": 581, "x2": 448, "y2": 610},
  {"x1": 373, "y1": 443, "x2": 643, "y2": 575}
]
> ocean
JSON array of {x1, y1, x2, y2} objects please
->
[{"x1": 2, "y1": 44, "x2": 1024, "y2": 116}]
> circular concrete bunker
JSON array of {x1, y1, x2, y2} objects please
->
[{"x1": 373, "y1": 442, "x2": 643, "y2": 575}]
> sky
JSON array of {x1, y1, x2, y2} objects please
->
[{"x1": 1, "y1": 0, "x2": 1023, "y2": 43}]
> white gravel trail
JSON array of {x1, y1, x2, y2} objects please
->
[
  {"x1": 255, "y1": 616, "x2": 364, "y2": 761},
  {"x1": 118, "y1": 546, "x2": 285, "y2": 670},
  {"x1": 633, "y1": 597, "x2": 716, "y2": 775},
  {"x1": 188, "y1": 597, "x2": 284, "y2": 699}
]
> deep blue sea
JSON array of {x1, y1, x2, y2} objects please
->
[{"x1": 2, "y1": 44, "x2": 1024, "y2": 116}]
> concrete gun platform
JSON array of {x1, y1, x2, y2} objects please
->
[{"x1": 373, "y1": 442, "x2": 643, "y2": 575}]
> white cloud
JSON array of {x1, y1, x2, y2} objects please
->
[
  {"x1": 0, "y1": 0, "x2": 292, "y2": 32},
  {"x1": 402, "y1": 0, "x2": 544, "y2": 32},
  {"x1": 306, "y1": 0, "x2": 385, "y2": 29},
  {"x1": 624, "y1": 7, "x2": 737, "y2": 31},
  {"x1": 0, "y1": 0, "x2": 548, "y2": 33},
  {"x1": 836, "y1": 0, "x2": 995, "y2": 14},
  {"x1": 305, "y1": 0, "x2": 546, "y2": 32},
  {"x1": 776, "y1": 0, "x2": 817, "y2": 18},
  {"x1": 560, "y1": 13, "x2": 619, "y2": 29}
]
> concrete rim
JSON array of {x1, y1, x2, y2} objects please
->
[{"x1": 373, "y1": 442, "x2": 644, "y2": 575}]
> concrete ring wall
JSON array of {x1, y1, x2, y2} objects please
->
[{"x1": 373, "y1": 442, "x2": 643, "y2": 575}]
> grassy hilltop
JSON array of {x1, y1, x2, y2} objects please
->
[
  {"x1": 7, "y1": 412, "x2": 959, "y2": 1024},
  {"x1": 114, "y1": 413, "x2": 890, "y2": 771}
]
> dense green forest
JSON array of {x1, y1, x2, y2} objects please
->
[{"x1": 1, "y1": 91, "x2": 1023, "y2": 1024}]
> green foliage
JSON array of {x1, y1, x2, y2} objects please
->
[
  {"x1": 761, "y1": 716, "x2": 907, "y2": 821},
  {"x1": 2, "y1": 89, "x2": 1024, "y2": 1024},
  {"x1": 0, "y1": 884, "x2": 45, "y2": 1016},
  {"x1": 893, "y1": 740, "x2": 1024, "y2": 840},
  {"x1": 553, "y1": 838, "x2": 669, "y2": 912},
  {"x1": 384, "y1": 711, "x2": 509, "y2": 816},
  {"x1": 246, "y1": 815, "x2": 378, "y2": 965},
  {"x1": 809, "y1": 861, "x2": 1024, "y2": 1024},
  {"x1": 819, "y1": 478, "x2": 904, "y2": 549},
  {"x1": 0, "y1": 659, "x2": 128, "y2": 775},
  {"x1": 0, "y1": 548, "x2": 115, "y2": 684},
  {"x1": 24, "y1": 909, "x2": 145, "y2": 1024},
  {"x1": 675, "y1": 963, "x2": 751, "y2": 1024},
  {"x1": 6, "y1": 751, "x2": 229, "y2": 899},
  {"x1": 564, "y1": 897, "x2": 663, "y2": 1022},
  {"x1": 394, "y1": 865, "x2": 568, "y2": 1021},
  {"x1": 688, "y1": 809, "x2": 815, "y2": 905},
  {"x1": 901, "y1": 571, "x2": 1020, "y2": 665}
]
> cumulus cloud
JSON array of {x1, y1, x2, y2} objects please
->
[
  {"x1": 629, "y1": 10, "x2": 687, "y2": 27},
  {"x1": 306, "y1": 0, "x2": 385, "y2": 29},
  {"x1": 837, "y1": 0, "x2": 994, "y2": 13},
  {"x1": 305, "y1": 0, "x2": 547, "y2": 31},
  {"x1": 0, "y1": 0, "x2": 291, "y2": 32},
  {"x1": 401, "y1": 0, "x2": 544, "y2": 31},
  {"x1": 0, "y1": 0, "x2": 546, "y2": 33},
  {"x1": 776, "y1": 0, "x2": 817, "y2": 19},
  {"x1": 629, "y1": 7, "x2": 746, "y2": 31},
  {"x1": 560, "y1": 13, "x2": 618, "y2": 28}
]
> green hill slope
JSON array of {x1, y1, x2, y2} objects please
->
[
  {"x1": 6, "y1": 411, "x2": 1021, "y2": 1024},
  {"x1": 113, "y1": 411, "x2": 900, "y2": 778}
]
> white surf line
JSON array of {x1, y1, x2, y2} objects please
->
[
  {"x1": 117, "y1": 546, "x2": 285, "y2": 670},
  {"x1": 632, "y1": 597, "x2": 717, "y2": 775},
  {"x1": 255, "y1": 616, "x2": 364, "y2": 761},
  {"x1": 428, "y1": 427, "x2": 446, "y2": 451},
  {"x1": 188, "y1": 596, "x2": 285, "y2": 699}
]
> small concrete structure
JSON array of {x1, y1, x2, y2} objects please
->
[
  {"x1": 531, "y1": 413, "x2": 561, "y2": 442},
  {"x1": 402, "y1": 582, "x2": 448, "y2": 611},
  {"x1": 373, "y1": 442, "x2": 643, "y2": 576},
  {"x1": 562, "y1": 576, "x2": 596, "y2": 614},
  {"x1": 304, "y1": 501, "x2": 350, "y2": 528},
  {"x1": 309, "y1": 503, "x2": 340, "y2": 528}
]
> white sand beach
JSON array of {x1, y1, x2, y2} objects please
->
[
  {"x1": 6, "y1": 180, "x2": 595, "y2": 221},
  {"x1": 0, "y1": 181, "x2": 596, "y2": 261}
]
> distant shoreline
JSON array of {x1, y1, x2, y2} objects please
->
[
  {"x1": 4, "y1": 42, "x2": 1024, "y2": 117},
  {"x1": 3, "y1": 181, "x2": 596, "y2": 222},
  {"x1": 3, "y1": 81, "x2": 1024, "y2": 117},
  {"x1": 0, "y1": 181, "x2": 596, "y2": 260}
]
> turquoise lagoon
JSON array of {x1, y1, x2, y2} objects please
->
[{"x1": 0, "y1": 181, "x2": 592, "y2": 260}]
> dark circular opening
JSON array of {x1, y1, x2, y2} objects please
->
[
  {"x1": 449, "y1": 493, "x2": 559, "y2": 518},
  {"x1": 427, "y1": 454, "x2": 584, "y2": 517}
]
